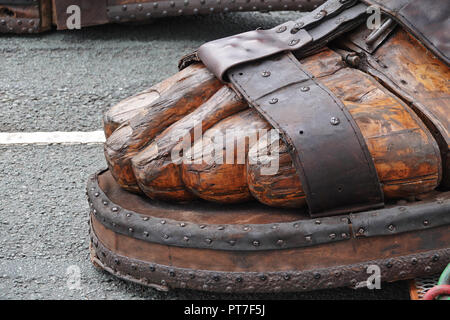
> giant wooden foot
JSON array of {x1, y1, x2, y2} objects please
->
[{"x1": 89, "y1": 0, "x2": 450, "y2": 292}]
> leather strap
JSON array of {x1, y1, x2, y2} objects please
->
[
  {"x1": 346, "y1": 16, "x2": 398, "y2": 54},
  {"x1": 229, "y1": 52, "x2": 384, "y2": 217},
  {"x1": 181, "y1": 0, "x2": 385, "y2": 215},
  {"x1": 290, "y1": 0, "x2": 359, "y2": 31},
  {"x1": 361, "y1": 0, "x2": 449, "y2": 66},
  {"x1": 197, "y1": 0, "x2": 367, "y2": 80}
]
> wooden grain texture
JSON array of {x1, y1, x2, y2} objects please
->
[
  {"x1": 181, "y1": 109, "x2": 270, "y2": 203},
  {"x1": 131, "y1": 86, "x2": 248, "y2": 202},
  {"x1": 247, "y1": 134, "x2": 306, "y2": 208},
  {"x1": 104, "y1": 64, "x2": 222, "y2": 192},
  {"x1": 103, "y1": 71, "x2": 182, "y2": 138},
  {"x1": 359, "y1": 28, "x2": 450, "y2": 188}
]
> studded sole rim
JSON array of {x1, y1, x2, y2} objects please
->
[
  {"x1": 87, "y1": 169, "x2": 450, "y2": 252},
  {"x1": 89, "y1": 219, "x2": 450, "y2": 293},
  {"x1": 87, "y1": 170, "x2": 450, "y2": 293},
  {"x1": 88, "y1": 171, "x2": 450, "y2": 293}
]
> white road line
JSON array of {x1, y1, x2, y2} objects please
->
[{"x1": 0, "y1": 131, "x2": 106, "y2": 145}]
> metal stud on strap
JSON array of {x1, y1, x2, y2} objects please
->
[
  {"x1": 229, "y1": 53, "x2": 384, "y2": 217},
  {"x1": 196, "y1": 0, "x2": 367, "y2": 80}
]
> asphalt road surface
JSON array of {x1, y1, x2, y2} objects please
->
[{"x1": 0, "y1": 12, "x2": 410, "y2": 300}]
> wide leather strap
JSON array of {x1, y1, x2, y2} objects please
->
[
  {"x1": 361, "y1": 0, "x2": 449, "y2": 66},
  {"x1": 229, "y1": 52, "x2": 384, "y2": 217},
  {"x1": 197, "y1": 0, "x2": 367, "y2": 80}
]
